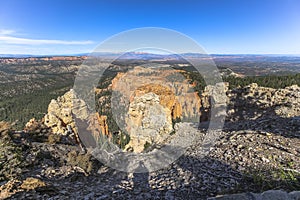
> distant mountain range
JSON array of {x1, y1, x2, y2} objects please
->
[{"x1": 1, "y1": 52, "x2": 300, "y2": 59}]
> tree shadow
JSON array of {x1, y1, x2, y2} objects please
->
[{"x1": 224, "y1": 86, "x2": 300, "y2": 139}]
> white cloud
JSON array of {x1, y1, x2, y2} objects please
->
[
  {"x1": 0, "y1": 35, "x2": 93, "y2": 45},
  {"x1": 0, "y1": 29, "x2": 16, "y2": 35},
  {"x1": 0, "y1": 29, "x2": 94, "y2": 45}
]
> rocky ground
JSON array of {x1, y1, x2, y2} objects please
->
[{"x1": 0, "y1": 83, "x2": 300, "y2": 199}]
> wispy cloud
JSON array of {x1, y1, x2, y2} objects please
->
[
  {"x1": 0, "y1": 29, "x2": 94, "y2": 45},
  {"x1": 0, "y1": 35, "x2": 94, "y2": 45},
  {"x1": 0, "y1": 29, "x2": 16, "y2": 35}
]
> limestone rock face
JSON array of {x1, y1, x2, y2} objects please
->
[
  {"x1": 24, "y1": 118, "x2": 40, "y2": 131},
  {"x1": 20, "y1": 177, "x2": 46, "y2": 190},
  {"x1": 200, "y1": 83, "x2": 300, "y2": 123},
  {"x1": 199, "y1": 82, "x2": 229, "y2": 124},
  {"x1": 133, "y1": 84, "x2": 182, "y2": 120},
  {"x1": 43, "y1": 89, "x2": 113, "y2": 149},
  {"x1": 125, "y1": 92, "x2": 173, "y2": 152},
  {"x1": 110, "y1": 66, "x2": 200, "y2": 122},
  {"x1": 108, "y1": 66, "x2": 201, "y2": 152},
  {"x1": 96, "y1": 114, "x2": 109, "y2": 137},
  {"x1": 44, "y1": 89, "x2": 89, "y2": 135},
  {"x1": 227, "y1": 83, "x2": 300, "y2": 120}
]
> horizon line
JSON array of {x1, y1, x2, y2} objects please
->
[{"x1": 1, "y1": 52, "x2": 300, "y2": 57}]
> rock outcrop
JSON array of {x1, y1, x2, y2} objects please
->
[
  {"x1": 43, "y1": 89, "x2": 92, "y2": 148},
  {"x1": 96, "y1": 114, "x2": 110, "y2": 137},
  {"x1": 110, "y1": 66, "x2": 200, "y2": 122},
  {"x1": 199, "y1": 83, "x2": 300, "y2": 124},
  {"x1": 132, "y1": 84, "x2": 182, "y2": 120},
  {"x1": 44, "y1": 89, "x2": 89, "y2": 135},
  {"x1": 43, "y1": 78, "x2": 300, "y2": 154},
  {"x1": 227, "y1": 83, "x2": 300, "y2": 120},
  {"x1": 125, "y1": 92, "x2": 174, "y2": 152},
  {"x1": 198, "y1": 82, "x2": 228, "y2": 128},
  {"x1": 109, "y1": 66, "x2": 201, "y2": 152},
  {"x1": 1, "y1": 81, "x2": 300, "y2": 199}
]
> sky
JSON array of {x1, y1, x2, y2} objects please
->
[{"x1": 0, "y1": 0, "x2": 299, "y2": 55}]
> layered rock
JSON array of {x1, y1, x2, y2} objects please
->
[
  {"x1": 227, "y1": 83, "x2": 300, "y2": 120},
  {"x1": 200, "y1": 83, "x2": 300, "y2": 123},
  {"x1": 96, "y1": 113, "x2": 110, "y2": 138},
  {"x1": 44, "y1": 89, "x2": 94, "y2": 150},
  {"x1": 43, "y1": 89, "x2": 113, "y2": 148},
  {"x1": 44, "y1": 89, "x2": 89, "y2": 135},
  {"x1": 43, "y1": 77, "x2": 300, "y2": 154},
  {"x1": 125, "y1": 92, "x2": 174, "y2": 152},
  {"x1": 2, "y1": 80, "x2": 300, "y2": 199},
  {"x1": 199, "y1": 82, "x2": 229, "y2": 125},
  {"x1": 109, "y1": 66, "x2": 201, "y2": 152},
  {"x1": 132, "y1": 84, "x2": 182, "y2": 120},
  {"x1": 110, "y1": 66, "x2": 200, "y2": 122}
]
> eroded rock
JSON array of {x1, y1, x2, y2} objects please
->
[
  {"x1": 44, "y1": 89, "x2": 89, "y2": 135},
  {"x1": 125, "y1": 92, "x2": 174, "y2": 152}
]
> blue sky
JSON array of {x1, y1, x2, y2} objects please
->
[{"x1": 0, "y1": 0, "x2": 299, "y2": 55}]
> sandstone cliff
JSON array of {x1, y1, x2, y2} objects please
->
[
  {"x1": 43, "y1": 73, "x2": 300, "y2": 154},
  {"x1": 110, "y1": 66, "x2": 200, "y2": 122},
  {"x1": 44, "y1": 89, "x2": 89, "y2": 135},
  {"x1": 13, "y1": 81, "x2": 299, "y2": 199},
  {"x1": 108, "y1": 66, "x2": 201, "y2": 152},
  {"x1": 125, "y1": 92, "x2": 174, "y2": 152}
]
